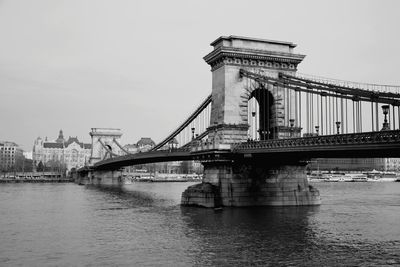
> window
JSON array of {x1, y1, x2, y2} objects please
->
[{"x1": 72, "y1": 149, "x2": 78, "y2": 162}]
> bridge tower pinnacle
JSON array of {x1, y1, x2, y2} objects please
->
[{"x1": 203, "y1": 36, "x2": 305, "y2": 143}]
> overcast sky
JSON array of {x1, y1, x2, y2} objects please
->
[{"x1": 1, "y1": 0, "x2": 400, "y2": 150}]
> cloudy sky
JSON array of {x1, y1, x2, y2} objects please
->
[{"x1": 1, "y1": 0, "x2": 399, "y2": 150}]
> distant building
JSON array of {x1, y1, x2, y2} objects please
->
[
  {"x1": 33, "y1": 130, "x2": 91, "y2": 171},
  {"x1": 122, "y1": 144, "x2": 139, "y2": 154},
  {"x1": 308, "y1": 158, "x2": 400, "y2": 172},
  {"x1": 23, "y1": 151, "x2": 33, "y2": 160},
  {"x1": 136, "y1": 137, "x2": 156, "y2": 152},
  {"x1": 0, "y1": 141, "x2": 24, "y2": 171},
  {"x1": 383, "y1": 158, "x2": 400, "y2": 171}
]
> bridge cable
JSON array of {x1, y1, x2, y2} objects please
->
[
  {"x1": 344, "y1": 98, "x2": 349, "y2": 134},
  {"x1": 398, "y1": 105, "x2": 400, "y2": 130},
  {"x1": 325, "y1": 96, "x2": 328, "y2": 135},
  {"x1": 316, "y1": 91, "x2": 319, "y2": 134},
  {"x1": 376, "y1": 102, "x2": 379, "y2": 131},
  {"x1": 258, "y1": 81, "x2": 261, "y2": 138},
  {"x1": 97, "y1": 138, "x2": 119, "y2": 158},
  {"x1": 306, "y1": 93, "x2": 310, "y2": 133},
  {"x1": 360, "y1": 101, "x2": 363, "y2": 132},
  {"x1": 341, "y1": 96, "x2": 344, "y2": 134},
  {"x1": 112, "y1": 138, "x2": 131, "y2": 155},
  {"x1": 393, "y1": 105, "x2": 396, "y2": 130},
  {"x1": 308, "y1": 90, "x2": 311, "y2": 134},
  {"x1": 358, "y1": 101, "x2": 361, "y2": 132},
  {"x1": 327, "y1": 96, "x2": 330, "y2": 134},
  {"x1": 352, "y1": 100, "x2": 355, "y2": 133},
  {"x1": 309, "y1": 91, "x2": 311, "y2": 134},
  {"x1": 151, "y1": 94, "x2": 212, "y2": 151},
  {"x1": 321, "y1": 93, "x2": 324, "y2": 135},
  {"x1": 265, "y1": 84, "x2": 268, "y2": 139},
  {"x1": 294, "y1": 91, "x2": 299, "y2": 130},
  {"x1": 371, "y1": 101, "x2": 374, "y2": 132},
  {"x1": 287, "y1": 83, "x2": 290, "y2": 130},
  {"x1": 283, "y1": 82, "x2": 286, "y2": 130},
  {"x1": 356, "y1": 101, "x2": 359, "y2": 132},
  {"x1": 299, "y1": 89, "x2": 301, "y2": 136},
  {"x1": 335, "y1": 92, "x2": 338, "y2": 133},
  {"x1": 310, "y1": 90, "x2": 313, "y2": 134}
]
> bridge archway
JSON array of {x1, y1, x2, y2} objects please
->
[{"x1": 248, "y1": 85, "x2": 276, "y2": 140}]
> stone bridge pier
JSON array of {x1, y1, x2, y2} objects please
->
[
  {"x1": 76, "y1": 169, "x2": 123, "y2": 186},
  {"x1": 182, "y1": 35, "x2": 320, "y2": 207},
  {"x1": 182, "y1": 158, "x2": 321, "y2": 207}
]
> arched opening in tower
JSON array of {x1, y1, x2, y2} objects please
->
[{"x1": 248, "y1": 86, "x2": 275, "y2": 140}]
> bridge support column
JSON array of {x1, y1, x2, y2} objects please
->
[{"x1": 182, "y1": 159, "x2": 320, "y2": 207}]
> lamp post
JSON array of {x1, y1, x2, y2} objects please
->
[
  {"x1": 315, "y1": 125, "x2": 320, "y2": 135},
  {"x1": 335, "y1": 121, "x2": 341, "y2": 134},
  {"x1": 191, "y1": 127, "x2": 195, "y2": 140},
  {"x1": 381, "y1": 105, "x2": 390, "y2": 130},
  {"x1": 289, "y1": 119, "x2": 295, "y2": 137}
]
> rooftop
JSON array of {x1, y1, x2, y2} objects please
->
[
  {"x1": 210, "y1": 35, "x2": 297, "y2": 48},
  {"x1": 137, "y1": 137, "x2": 155, "y2": 147}
]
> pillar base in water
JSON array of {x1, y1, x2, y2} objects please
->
[
  {"x1": 181, "y1": 183, "x2": 221, "y2": 208},
  {"x1": 75, "y1": 170, "x2": 123, "y2": 186},
  {"x1": 181, "y1": 160, "x2": 321, "y2": 208}
]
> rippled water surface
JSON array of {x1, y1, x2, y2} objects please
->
[{"x1": 0, "y1": 182, "x2": 399, "y2": 266}]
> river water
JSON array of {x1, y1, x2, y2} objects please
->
[{"x1": 0, "y1": 182, "x2": 399, "y2": 266}]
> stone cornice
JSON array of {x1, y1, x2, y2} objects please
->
[
  {"x1": 204, "y1": 46, "x2": 305, "y2": 66},
  {"x1": 204, "y1": 46, "x2": 305, "y2": 72}
]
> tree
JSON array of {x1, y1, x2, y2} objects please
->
[
  {"x1": 14, "y1": 155, "x2": 33, "y2": 172},
  {"x1": 37, "y1": 161, "x2": 44, "y2": 172}
]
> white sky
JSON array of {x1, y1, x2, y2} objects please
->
[{"x1": 1, "y1": 0, "x2": 400, "y2": 150}]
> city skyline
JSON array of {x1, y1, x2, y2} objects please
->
[{"x1": 1, "y1": 0, "x2": 400, "y2": 150}]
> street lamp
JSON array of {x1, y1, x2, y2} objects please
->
[
  {"x1": 315, "y1": 125, "x2": 320, "y2": 135},
  {"x1": 335, "y1": 121, "x2": 341, "y2": 134},
  {"x1": 289, "y1": 119, "x2": 295, "y2": 137},
  {"x1": 381, "y1": 105, "x2": 390, "y2": 130},
  {"x1": 191, "y1": 127, "x2": 195, "y2": 140}
]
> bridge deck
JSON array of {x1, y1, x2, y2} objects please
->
[{"x1": 87, "y1": 130, "x2": 400, "y2": 171}]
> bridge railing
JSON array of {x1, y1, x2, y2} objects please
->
[
  {"x1": 189, "y1": 139, "x2": 231, "y2": 152},
  {"x1": 233, "y1": 130, "x2": 400, "y2": 151}
]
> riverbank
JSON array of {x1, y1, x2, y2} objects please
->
[{"x1": 0, "y1": 178, "x2": 74, "y2": 183}]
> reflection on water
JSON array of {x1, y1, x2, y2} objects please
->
[
  {"x1": 0, "y1": 182, "x2": 399, "y2": 266},
  {"x1": 180, "y1": 206, "x2": 321, "y2": 266}
]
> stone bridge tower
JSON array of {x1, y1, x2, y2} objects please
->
[
  {"x1": 182, "y1": 36, "x2": 320, "y2": 207},
  {"x1": 203, "y1": 36, "x2": 305, "y2": 144},
  {"x1": 89, "y1": 128, "x2": 122, "y2": 164}
]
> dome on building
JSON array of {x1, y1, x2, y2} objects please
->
[{"x1": 136, "y1": 137, "x2": 155, "y2": 147}]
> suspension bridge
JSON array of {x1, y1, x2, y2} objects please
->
[{"x1": 77, "y1": 35, "x2": 400, "y2": 208}]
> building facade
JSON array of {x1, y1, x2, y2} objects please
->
[
  {"x1": 0, "y1": 141, "x2": 24, "y2": 171},
  {"x1": 308, "y1": 158, "x2": 400, "y2": 172},
  {"x1": 33, "y1": 130, "x2": 91, "y2": 171}
]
